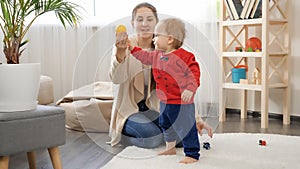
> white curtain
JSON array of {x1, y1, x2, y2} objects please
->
[
  {"x1": 21, "y1": 24, "x2": 114, "y2": 103},
  {"x1": 0, "y1": 1, "x2": 219, "y2": 118}
]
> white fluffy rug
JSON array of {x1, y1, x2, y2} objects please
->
[{"x1": 101, "y1": 133, "x2": 300, "y2": 169}]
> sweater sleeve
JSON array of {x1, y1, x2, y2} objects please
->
[
  {"x1": 108, "y1": 44, "x2": 129, "y2": 84},
  {"x1": 185, "y1": 53, "x2": 201, "y2": 92},
  {"x1": 131, "y1": 46, "x2": 157, "y2": 65}
]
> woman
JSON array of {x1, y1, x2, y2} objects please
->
[{"x1": 108, "y1": 2, "x2": 212, "y2": 148}]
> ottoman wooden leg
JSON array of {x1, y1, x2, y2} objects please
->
[
  {"x1": 0, "y1": 156, "x2": 9, "y2": 169},
  {"x1": 27, "y1": 151, "x2": 36, "y2": 169},
  {"x1": 48, "y1": 147, "x2": 63, "y2": 169}
]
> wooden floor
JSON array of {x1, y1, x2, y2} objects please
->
[{"x1": 8, "y1": 113, "x2": 300, "y2": 169}]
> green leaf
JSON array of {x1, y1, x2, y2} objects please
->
[{"x1": 0, "y1": 0, "x2": 84, "y2": 64}]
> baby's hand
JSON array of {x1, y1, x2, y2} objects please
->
[
  {"x1": 181, "y1": 89, "x2": 194, "y2": 102},
  {"x1": 196, "y1": 121, "x2": 213, "y2": 138},
  {"x1": 127, "y1": 39, "x2": 133, "y2": 51}
]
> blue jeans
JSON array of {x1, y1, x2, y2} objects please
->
[
  {"x1": 121, "y1": 100, "x2": 184, "y2": 148},
  {"x1": 121, "y1": 110, "x2": 164, "y2": 148},
  {"x1": 159, "y1": 102, "x2": 200, "y2": 160}
]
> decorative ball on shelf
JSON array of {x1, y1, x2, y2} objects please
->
[
  {"x1": 235, "y1": 46, "x2": 243, "y2": 52},
  {"x1": 245, "y1": 37, "x2": 262, "y2": 52},
  {"x1": 254, "y1": 48, "x2": 262, "y2": 52}
]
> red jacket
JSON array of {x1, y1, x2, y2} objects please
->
[{"x1": 131, "y1": 47, "x2": 200, "y2": 104}]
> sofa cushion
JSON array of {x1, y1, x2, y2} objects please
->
[
  {"x1": 38, "y1": 75, "x2": 54, "y2": 105},
  {"x1": 57, "y1": 81, "x2": 113, "y2": 132}
]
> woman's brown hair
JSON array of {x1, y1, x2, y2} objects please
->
[{"x1": 131, "y1": 2, "x2": 158, "y2": 23}]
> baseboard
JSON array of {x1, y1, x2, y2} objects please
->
[{"x1": 225, "y1": 108, "x2": 300, "y2": 122}]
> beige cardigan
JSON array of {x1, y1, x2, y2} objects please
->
[
  {"x1": 107, "y1": 37, "x2": 160, "y2": 146},
  {"x1": 107, "y1": 37, "x2": 203, "y2": 146}
]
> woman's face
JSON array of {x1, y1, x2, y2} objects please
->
[{"x1": 132, "y1": 7, "x2": 157, "y2": 39}]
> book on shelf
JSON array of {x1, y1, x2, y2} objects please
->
[
  {"x1": 224, "y1": 0, "x2": 234, "y2": 20},
  {"x1": 244, "y1": 0, "x2": 256, "y2": 19},
  {"x1": 226, "y1": 0, "x2": 243, "y2": 20},
  {"x1": 250, "y1": 0, "x2": 262, "y2": 18},
  {"x1": 240, "y1": 0, "x2": 251, "y2": 19}
]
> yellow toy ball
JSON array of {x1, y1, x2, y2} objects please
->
[{"x1": 116, "y1": 25, "x2": 127, "y2": 33}]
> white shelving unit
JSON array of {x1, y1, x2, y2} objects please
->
[{"x1": 219, "y1": 0, "x2": 290, "y2": 128}]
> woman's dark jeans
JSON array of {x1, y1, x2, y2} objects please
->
[
  {"x1": 121, "y1": 100, "x2": 183, "y2": 148},
  {"x1": 121, "y1": 110, "x2": 163, "y2": 148}
]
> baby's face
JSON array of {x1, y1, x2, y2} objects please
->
[{"x1": 153, "y1": 25, "x2": 169, "y2": 50}]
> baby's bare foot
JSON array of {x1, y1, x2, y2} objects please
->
[
  {"x1": 157, "y1": 147, "x2": 176, "y2": 156},
  {"x1": 179, "y1": 156, "x2": 198, "y2": 164}
]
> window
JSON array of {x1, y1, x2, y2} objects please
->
[
  {"x1": 34, "y1": 0, "x2": 218, "y2": 26},
  {"x1": 65, "y1": 0, "x2": 218, "y2": 25},
  {"x1": 95, "y1": 0, "x2": 217, "y2": 24}
]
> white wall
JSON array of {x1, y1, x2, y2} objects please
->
[
  {"x1": 289, "y1": 0, "x2": 300, "y2": 116},
  {"x1": 226, "y1": 0, "x2": 300, "y2": 117},
  {"x1": 265, "y1": 0, "x2": 300, "y2": 116},
  {"x1": 0, "y1": 0, "x2": 298, "y2": 116}
]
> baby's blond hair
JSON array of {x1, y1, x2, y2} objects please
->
[{"x1": 156, "y1": 18, "x2": 186, "y2": 49}]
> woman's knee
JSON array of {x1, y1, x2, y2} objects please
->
[
  {"x1": 123, "y1": 112, "x2": 162, "y2": 137},
  {"x1": 123, "y1": 120, "x2": 162, "y2": 138},
  {"x1": 122, "y1": 112, "x2": 163, "y2": 148}
]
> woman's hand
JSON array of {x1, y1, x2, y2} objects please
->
[
  {"x1": 196, "y1": 121, "x2": 213, "y2": 138},
  {"x1": 115, "y1": 32, "x2": 128, "y2": 63}
]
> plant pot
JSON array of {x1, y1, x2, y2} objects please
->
[{"x1": 0, "y1": 63, "x2": 41, "y2": 112}]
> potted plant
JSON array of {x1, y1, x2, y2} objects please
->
[{"x1": 0, "y1": 0, "x2": 83, "y2": 112}]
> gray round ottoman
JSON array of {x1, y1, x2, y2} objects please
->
[{"x1": 0, "y1": 105, "x2": 65, "y2": 169}]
